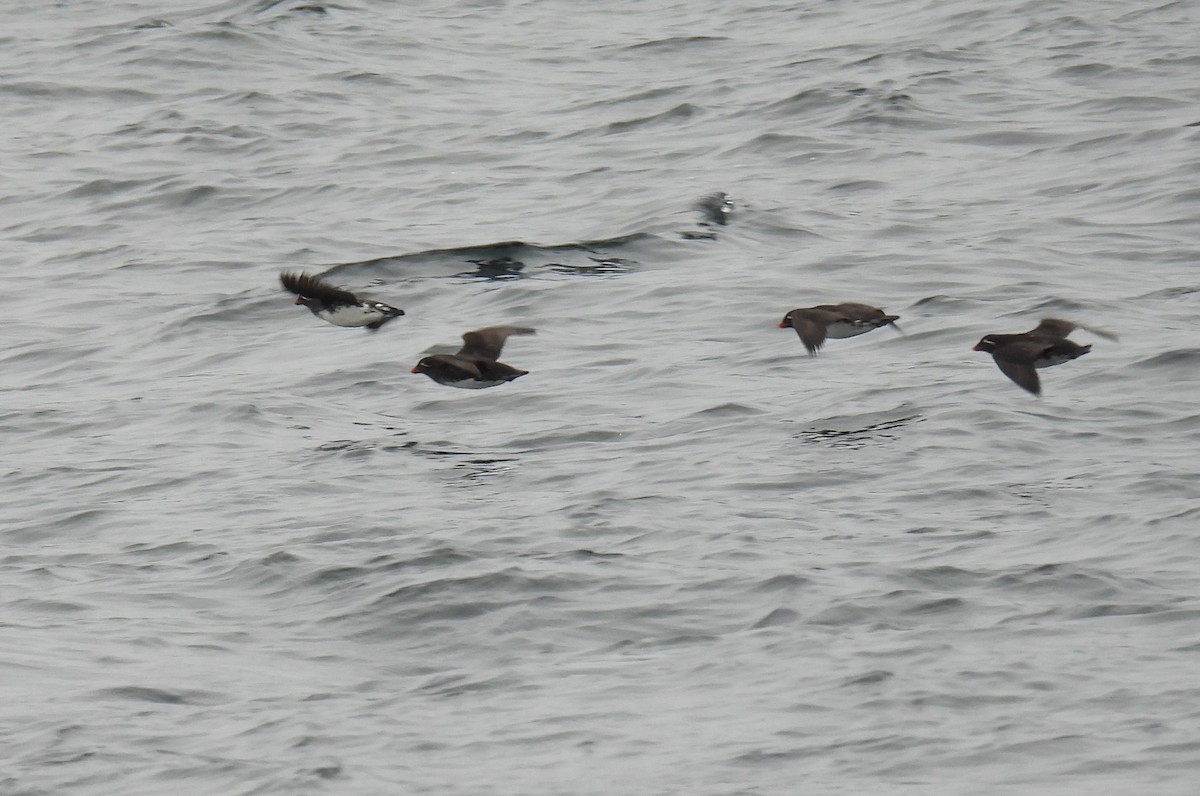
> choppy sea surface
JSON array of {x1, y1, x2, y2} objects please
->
[{"x1": 4, "y1": 1, "x2": 1200, "y2": 793}]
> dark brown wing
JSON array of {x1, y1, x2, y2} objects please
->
[
  {"x1": 420, "y1": 355, "x2": 482, "y2": 381},
  {"x1": 280, "y1": 272, "x2": 360, "y2": 306},
  {"x1": 476, "y1": 361, "x2": 529, "y2": 382},
  {"x1": 458, "y1": 326, "x2": 535, "y2": 360},
  {"x1": 992, "y1": 342, "x2": 1050, "y2": 395},
  {"x1": 1030, "y1": 318, "x2": 1077, "y2": 339},
  {"x1": 793, "y1": 313, "x2": 829, "y2": 355},
  {"x1": 826, "y1": 303, "x2": 887, "y2": 323},
  {"x1": 994, "y1": 357, "x2": 1041, "y2": 395}
]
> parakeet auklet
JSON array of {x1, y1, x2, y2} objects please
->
[
  {"x1": 411, "y1": 326, "x2": 535, "y2": 389},
  {"x1": 280, "y1": 271, "x2": 405, "y2": 330},
  {"x1": 778, "y1": 303, "x2": 901, "y2": 355},
  {"x1": 972, "y1": 318, "x2": 1116, "y2": 396}
]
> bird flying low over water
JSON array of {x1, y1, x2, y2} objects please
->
[
  {"x1": 973, "y1": 317, "x2": 1117, "y2": 396},
  {"x1": 411, "y1": 326, "x2": 536, "y2": 389},
  {"x1": 778, "y1": 303, "x2": 901, "y2": 355},
  {"x1": 280, "y1": 271, "x2": 405, "y2": 330}
]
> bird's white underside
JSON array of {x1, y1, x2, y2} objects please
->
[{"x1": 317, "y1": 304, "x2": 389, "y2": 326}]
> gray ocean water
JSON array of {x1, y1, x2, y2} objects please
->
[{"x1": 4, "y1": 0, "x2": 1200, "y2": 793}]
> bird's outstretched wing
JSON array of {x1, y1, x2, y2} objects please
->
[
  {"x1": 458, "y1": 326, "x2": 536, "y2": 360},
  {"x1": 992, "y1": 341, "x2": 1050, "y2": 395},
  {"x1": 280, "y1": 272, "x2": 359, "y2": 306}
]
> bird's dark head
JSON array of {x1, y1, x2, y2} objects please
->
[
  {"x1": 973, "y1": 336, "x2": 997, "y2": 353},
  {"x1": 411, "y1": 358, "x2": 430, "y2": 375},
  {"x1": 778, "y1": 311, "x2": 795, "y2": 329},
  {"x1": 294, "y1": 295, "x2": 315, "y2": 308}
]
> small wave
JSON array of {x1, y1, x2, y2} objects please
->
[
  {"x1": 93, "y1": 686, "x2": 219, "y2": 705},
  {"x1": 328, "y1": 235, "x2": 652, "y2": 282},
  {"x1": 603, "y1": 103, "x2": 702, "y2": 135},
  {"x1": 1126, "y1": 348, "x2": 1200, "y2": 370},
  {"x1": 621, "y1": 35, "x2": 728, "y2": 52},
  {"x1": 318, "y1": 193, "x2": 736, "y2": 282}
]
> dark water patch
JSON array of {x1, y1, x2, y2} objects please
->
[
  {"x1": 795, "y1": 409, "x2": 924, "y2": 449},
  {"x1": 174, "y1": 22, "x2": 264, "y2": 46},
  {"x1": 807, "y1": 602, "x2": 877, "y2": 627},
  {"x1": 250, "y1": 0, "x2": 331, "y2": 15},
  {"x1": 327, "y1": 234, "x2": 658, "y2": 282},
  {"x1": 1069, "y1": 603, "x2": 1170, "y2": 620},
  {"x1": 903, "y1": 597, "x2": 967, "y2": 616},
  {"x1": 900, "y1": 565, "x2": 985, "y2": 590},
  {"x1": 314, "y1": 438, "x2": 413, "y2": 458},
  {"x1": 1057, "y1": 132, "x2": 1135, "y2": 154},
  {"x1": 405, "y1": 444, "x2": 512, "y2": 464},
  {"x1": 9, "y1": 508, "x2": 112, "y2": 543},
  {"x1": 735, "y1": 131, "x2": 844, "y2": 157},
  {"x1": 353, "y1": 548, "x2": 480, "y2": 577},
  {"x1": 1065, "y1": 95, "x2": 1188, "y2": 116},
  {"x1": 372, "y1": 569, "x2": 576, "y2": 607},
  {"x1": 149, "y1": 183, "x2": 221, "y2": 208},
  {"x1": 687, "y1": 403, "x2": 767, "y2": 419},
  {"x1": 1014, "y1": 12, "x2": 1100, "y2": 37},
  {"x1": 1035, "y1": 181, "x2": 1104, "y2": 198},
  {"x1": 330, "y1": 70, "x2": 400, "y2": 86},
  {"x1": 620, "y1": 633, "x2": 720, "y2": 650},
  {"x1": 462, "y1": 255, "x2": 525, "y2": 279},
  {"x1": 1137, "y1": 609, "x2": 1200, "y2": 624},
  {"x1": 503, "y1": 428, "x2": 625, "y2": 450},
  {"x1": 0, "y1": 81, "x2": 156, "y2": 102},
  {"x1": 1147, "y1": 505, "x2": 1200, "y2": 528},
  {"x1": 910, "y1": 692, "x2": 1028, "y2": 710},
  {"x1": 752, "y1": 574, "x2": 810, "y2": 592},
  {"x1": 1006, "y1": 474, "x2": 1093, "y2": 501},
  {"x1": 357, "y1": 599, "x2": 508, "y2": 627},
  {"x1": 62, "y1": 178, "x2": 161, "y2": 200},
  {"x1": 568, "y1": 85, "x2": 691, "y2": 114},
  {"x1": 1163, "y1": 187, "x2": 1200, "y2": 205},
  {"x1": 545, "y1": 256, "x2": 636, "y2": 276},
  {"x1": 903, "y1": 526, "x2": 996, "y2": 541},
  {"x1": 93, "y1": 686, "x2": 217, "y2": 705},
  {"x1": 828, "y1": 179, "x2": 887, "y2": 192},
  {"x1": 208, "y1": 552, "x2": 310, "y2": 592},
  {"x1": 1125, "y1": 348, "x2": 1200, "y2": 371},
  {"x1": 604, "y1": 103, "x2": 701, "y2": 135},
  {"x1": 1053, "y1": 62, "x2": 1116, "y2": 79},
  {"x1": 288, "y1": 3, "x2": 329, "y2": 16},
  {"x1": 872, "y1": 222, "x2": 934, "y2": 239},
  {"x1": 750, "y1": 607, "x2": 799, "y2": 628},
  {"x1": 912, "y1": 294, "x2": 989, "y2": 311},
  {"x1": 622, "y1": 35, "x2": 728, "y2": 53},
  {"x1": 831, "y1": 89, "x2": 948, "y2": 130},
  {"x1": 990, "y1": 564, "x2": 1128, "y2": 600},
  {"x1": 843, "y1": 669, "x2": 893, "y2": 687},
  {"x1": 414, "y1": 671, "x2": 524, "y2": 698},
  {"x1": 12, "y1": 599, "x2": 88, "y2": 614},
  {"x1": 731, "y1": 747, "x2": 817, "y2": 765},
  {"x1": 763, "y1": 85, "x2": 858, "y2": 118},
  {"x1": 953, "y1": 129, "x2": 1063, "y2": 147},
  {"x1": 1016, "y1": 296, "x2": 1094, "y2": 315},
  {"x1": 300, "y1": 566, "x2": 374, "y2": 590},
  {"x1": 562, "y1": 549, "x2": 624, "y2": 560},
  {"x1": 726, "y1": 474, "x2": 854, "y2": 493}
]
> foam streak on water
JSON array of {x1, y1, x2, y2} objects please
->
[{"x1": 3, "y1": 0, "x2": 1200, "y2": 793}]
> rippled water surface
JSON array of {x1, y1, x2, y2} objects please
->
[{"x1": 4, "y1": 1, "x2": 1200, "y2": 793}]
